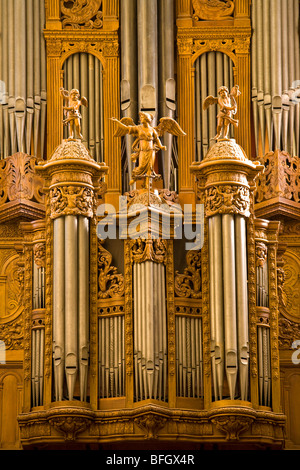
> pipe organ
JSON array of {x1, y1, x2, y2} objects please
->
[
  {"x1": 1, "y1": 0, "x2": 300, "y2": 451},
  {"x1": 0, "y1": 0, "x2": 47, "y2": 159}
]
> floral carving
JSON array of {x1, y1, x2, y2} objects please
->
[
  {"x1": 175, "y1": 250, "x2": 201, "y2": 298},
  {"x1": 205, "y1": 184, "x2": 250, "y2": 217},
  {"x1": 50, "y1": 185, "x2": 94, "y2": 219},
  {"x1": 192, "y1": 0, "x2": 235, "y2": 21},
  {"x1": 0, "y1": 153, "x2": 44, "y2": 206},
  {"x1": 98, "y1": 240, "x2": 124, "y2": 299},
  {"x1": 60, "y1": 0, "x2": 103, "y2": 30},
  {"x1": 278, "y1": 317, "x2": 300, "y2": 349}
]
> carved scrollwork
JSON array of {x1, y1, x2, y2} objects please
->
[
  {"x1": 60, "y1": 0, "x2": 103, "y2": 30},
  {"x1": 205, "y1": 184, "x2": 250, "y2": 217},
  {"x1": 98, "y1": 240, "x2": 124, "y2": 299},
  {"x1": 0, "y1": 153, "x2": 44, "y2": 206},
  {"x1": 135, "y1": 414, "x2": 167, "y2": 440},
  {"x1": 255, "y1": 150, "x2": 300, "y2": 204},
  {"x1": 278, "y1": 316, "x2": 300, "y2": 349},
  {"x1": 49, "y1": 416, "x2": 91, "y2": 440},
  {"x1": 131, "y1": 238, "x2": 167, "y2": 264},
  {"x1": 211, "y1": 415, "x2": 253, "y2": 441},
  {"x1": 192, "y1": 0, "x2": 235, "y2": 21},
  {"x1": 175, "y1": 250, "x2": 201, "y2": 299},
  {"x1": 50, "y1": 185, "x2": 94, "y2": 219}
]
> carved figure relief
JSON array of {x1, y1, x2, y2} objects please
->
[
  {"x1": 203, "y1": 85, "x2": 241, "y2": 140},
  {"x1": 60, "y1": 0, "x2": 103, "y2": 29},
  {"x1": 50, "y1": 185, "x2": 94, "y2": 219},
  {"x1": 131, "y1": 238, "x2": 167, "y2": 265},
  {"x1": 111, "y1": 113, "x2": 185, "y2": 188},
  {"x1": 60, "y1": 87, "x2": 88, "y2": 140},
  {"x1": 33, "y1": 243, "x2": 46, "y2": 268},
  {"x1": 192, "y1": 0, "x2": 235, "y2": 21},
  {"x1": 205, "y1": 184, "x2": 250, "y2": 217}
]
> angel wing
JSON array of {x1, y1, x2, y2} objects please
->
[
  {"x1": 155, "y1": 117, "x2": 186, "y2": 137},
  {"x1": 203, "y1": 95, "x2": 218, "y2": 110},
  {"x1": 60, "y1": 87, "x2": 70, "y2": 100},
  {"x1": 80, "y1": 96, "x2": 88, "y2": 107},
  {"x1": 111, "y1": 117, "x2": 136, "y2": 137}
]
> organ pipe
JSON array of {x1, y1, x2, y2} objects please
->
[
  {"x1": 133, "y1": 260, "x2": 167, "y2": 402},
  {"x1": 251, "y1": 0, "x2": 300, "y2": 157},
  {"x1": 0, "y1": 0, "x2": 46, "y2": 159}
]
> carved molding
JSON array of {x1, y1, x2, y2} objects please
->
[
  {"x1": 18, "y1": 404, "x2": 286, "y2": 447},
  {"x1": 175, "y1": 250, "x2": 201, "y2": 298}
]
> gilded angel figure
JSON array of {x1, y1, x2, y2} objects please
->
[
  {"x1": 203, "y1": 84, "x2": 241, "y2": 140},
  {"x1": 111, "y1": 112, "x2": 186, "y2": 187},
  {"x1": 60, "y1": 87, "x2": 88, "y2": 140}
]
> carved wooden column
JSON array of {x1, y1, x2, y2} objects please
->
[
  {"x1": 177, "y1": 38, "x2": 196, "y2": 207},
  {"x1": 36, "y1": 139, "x2": 108, "y2": 406}
]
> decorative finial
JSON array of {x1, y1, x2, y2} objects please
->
[
  {"x1": 111, "y1": 113, "x2": 185, "y2": 189},
  {"x1": 203, "y1": 85, "x2": 241, "y2": 140},
  {"x1": 60, "y1": 87, "x2": 88, "y2": 140}
]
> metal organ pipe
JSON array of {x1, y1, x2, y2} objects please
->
[
  {"x1": 251, "y1": 0, "x2": 299, "y2": 157},
  {"x1": 133, "y1": 260, "x2": 167, "y2": 402},
  {"x1": 208, "y1": 212, "x2": 250, "y2": 402},
  {"x1": 0, "y1": 0, "x2": 46, "y2": 159}
]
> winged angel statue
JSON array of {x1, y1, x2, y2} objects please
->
[
  {"x1": 111, "y1": 112, "x2": 186, "y2": 187},
  {"x1": 60, "y1": 87, "x2": 88, "y2": 140},
  {"x1": 203, "y1": 85, "x2": 241, "y2": 140}
]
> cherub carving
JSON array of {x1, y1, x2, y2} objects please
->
[
  {"x1": 203, "y1": 84, "x2": 241, "y2": 140},
  {"x1": 60, "y1": 87, "x2": 88, "y2": 140},
  {"x1": 111, "y1": 112, "x2": 186, "y2": 187}
]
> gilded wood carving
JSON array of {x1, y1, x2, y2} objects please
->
[
  {"x1": 192, "y1": 0, "x2": 235, "y2": 21},
  {"x1": 60, "y1": 0, "x2": 103, "y2": 29},
  {"x1": 174, "y1": 250, "x2": 201, "y2": 298},
  {"x1": 98, "y1": 240, "x2": 124, "y2": 299}
]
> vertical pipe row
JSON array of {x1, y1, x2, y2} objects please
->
[
  {"x1": 98, "y1": 315, "x2": 125, "y2": 398},
  {"x1": 175, "y1": 315, "x2": 203, "y2": 398},
  {"x1": 209, "y1": 214, "x2": 249, "y2": 401},
  {"x1": 0, "y1": 0, "x2": 46, "y2": 159},
  {"x1": 52, "y1": 215, "x2": 90, "y2": 402},
  {"x1": 133, "y1": 260, "x2": 168, "y2": 402},
  {"x1": 63, "y1": 53, "x2": 104, "y2": 162},
  {"x1": 194, "y1": 52, "x2": 235, "y2": 160},
  {"x1": 251, "y1": 0, "x2": 300, "y2": 157}
]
